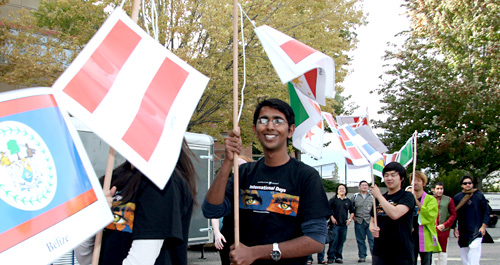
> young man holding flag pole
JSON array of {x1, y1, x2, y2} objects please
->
[{"x1": 203, "y1": 99, "x2": 331, "y2": 265}]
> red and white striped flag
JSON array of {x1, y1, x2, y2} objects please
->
[
  {"x1": 255, "y1": 25, "x2": 335, "y2": 106},
  {"x1": 53, "y1": 8, "x2": 209, "y2": 189}
]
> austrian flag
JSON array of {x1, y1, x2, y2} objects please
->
[{"x1": 53, "y1": 8, "x2": 209, "y2": 189}]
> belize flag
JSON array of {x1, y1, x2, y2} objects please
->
[
  {"x1": 53, "y1": 7, "x2": 209, "y2": 189},
  {"x1": 0, "y1": 88, "x2": 112, "y2": 264}
]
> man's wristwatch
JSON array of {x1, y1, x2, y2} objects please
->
[{"x1": 270, "y1": 242, "x2": 281, "y2": 261}]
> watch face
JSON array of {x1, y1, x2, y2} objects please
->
[{"x1": 271, "y1": 251, "x2": 281, "y2": 261}]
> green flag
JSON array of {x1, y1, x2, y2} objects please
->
[{"x1": 397, "y1": 136, "x2": 413, "y2": 167}]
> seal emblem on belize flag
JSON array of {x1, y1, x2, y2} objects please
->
[
  {"x1": 0, "y1": 121, "x2": 57, "y2": 211},
  {"x1": 0, "y1": 88, "x2": 113, "y2": 265}
]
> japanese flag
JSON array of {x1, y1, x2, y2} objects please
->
[
  {"x1": 53, "y1": 8, "x2": 209, "y2": 189},
  {"x1": 255, "y1": 25, "x2": 335, "y2": 106}
]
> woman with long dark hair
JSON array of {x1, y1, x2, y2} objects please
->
[{"x1": 76, "y1": 138, "x2": 197, "y2": 265}]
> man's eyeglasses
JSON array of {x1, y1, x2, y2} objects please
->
[
  {"x1": 256, "y1": 117, "x2": 286, "y2": 126},
  {"x1": 462, "y1": 182, "x2": 473, "y2": 185}
]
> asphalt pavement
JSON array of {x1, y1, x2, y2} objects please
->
[{"x1": 187, "y1": 223, "x2": 500, "y2": 265}]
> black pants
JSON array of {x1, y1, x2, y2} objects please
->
[{"x1": 372, "y1": 255, "x2": 413, "y2": 265}]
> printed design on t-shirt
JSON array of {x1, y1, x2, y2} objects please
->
[
  {"x1": 240, "y1": 187, "x2": 300, "y2": 217},
  {"x1": 105, "y1": 201, "x2": 136, "y2": 233},
  {"x1": 376, "y1": 199, "x2": 397, "y2": 216},
  {"x1": 267, "y1": 192, "x2": 299, "y2": 216}
]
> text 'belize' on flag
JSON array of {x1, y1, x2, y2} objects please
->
[{"x1": 53, "y1": 8, "x2": 209, "y2": 189}]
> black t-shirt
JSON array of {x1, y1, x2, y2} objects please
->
[
  {"x1": 329, "y1": 196, "x2": 354, "y2": 227},
  {"x1": 372, "y1": 189, "x2": 415, "y2": 262},
  {"x1": 100, "y1": 172, "x2": 193, "y2": 265},
  {"x1": 221, "y1": 158, "x2": 331, "y2": 265}
]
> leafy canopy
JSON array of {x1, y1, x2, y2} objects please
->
[
  {"x1": 1, "y1": 0, "x2": 366, "y2": 147},
  {"x1": 376, "y1": 0, "x2": 500, "y2": 187}
]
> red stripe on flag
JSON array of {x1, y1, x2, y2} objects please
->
[
  {"x1": 0, "y1": 95, "x2": 57, "y2": 118},
  {"x1": 339, "y1": 128, "x2": 349, "y2": 141},
  {"x1": 0, "y1": 189, "x2": 97, "y2": 253},
  {"x1": 304, "y1": 69, "x2": 318, "y2": 98},
  {"x1": 122, "y1": 57, "x2": 189, "y2": 161},
  {"x1": 339, "y1": 138, "x2": 347, "y2": 150},
  {"x1": 63, "y1": 20, "x2": 141, "y2": 113},
  {"x1": 280, "y1": 39, "x2": 317, "y2": 64},
  {"x1": 347, "y1": 147, "x2": 364, "y2": 159}
]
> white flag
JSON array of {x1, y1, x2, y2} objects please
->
[{"x1": 255, "y1": 25, "x2": 335, "y2": 105}]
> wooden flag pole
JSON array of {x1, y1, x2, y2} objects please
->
[
  {"x1": 370, "y1": 166, "x2": 377, "y2": 227},
  {"x1": 232, "y1": 0, "x2": 240, "y2": 248},
  {"x1": 411, "y1": 131, "x2": 417, "y2": 193},
  {"x1": 91, "y1": 147, "x2": 116, "y2": 264},
  {"x1": 91, "y1": 1, "x2": 140, "y2": 263},
  {"x1": 365, "y1": 108, "x2": 377, "y2": 226}
]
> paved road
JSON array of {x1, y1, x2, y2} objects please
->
[{"x1": 188, "y1": 224, "x2": 500, "y2": 265}]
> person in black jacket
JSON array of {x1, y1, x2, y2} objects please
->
[{"x1": 452, "y1": 176, "x2": 490, "y2": 265}]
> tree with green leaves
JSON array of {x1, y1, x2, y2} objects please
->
[
  {"x1": 375, "y1": 0, "x2": 500, "y2": 189},
  {"x1": 1, "y1": 0, "x2": 366, "y2": 147},
  {"x1": 0, "y1": 0, "x2": 107, "y2": 86}
]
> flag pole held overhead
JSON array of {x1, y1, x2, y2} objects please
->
[
  {"x1": 411, "y1": 131, "x2": 417, "y2": 191},
  {"x1": 232, "y1": 0, "x2": 240, "y2": 248},
  {"x1": 365, "y1": 108, "x2": 377, "y2": 227},
  {"x1": 91, "y1": 1, "x2": 141, "y2": 263}
]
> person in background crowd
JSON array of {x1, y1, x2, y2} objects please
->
[
  {"x1": 369, "y1": 162, "x2": 415, "y2": 265},
  {"x1": 75, "y1": 139, "x2": 197, "y2": 265},
  {"x1": 452, "y1": 176, "x2": 490, "y2": 265},
  {"x1": 409, "y1": 171, "x2": 441, "y2": 265},
  {"x1": 352, "y1": 180, "x2": 374, "y2": 263},
  {"x1": 432, "y1": 181, "x2": 457, "y2": 265},
  {"x1": 202, "y1": 98, "x2": 331, "y2": 265},
  {"x1": 326, "y1": 184, "x2": 355, "y2": 264}
]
